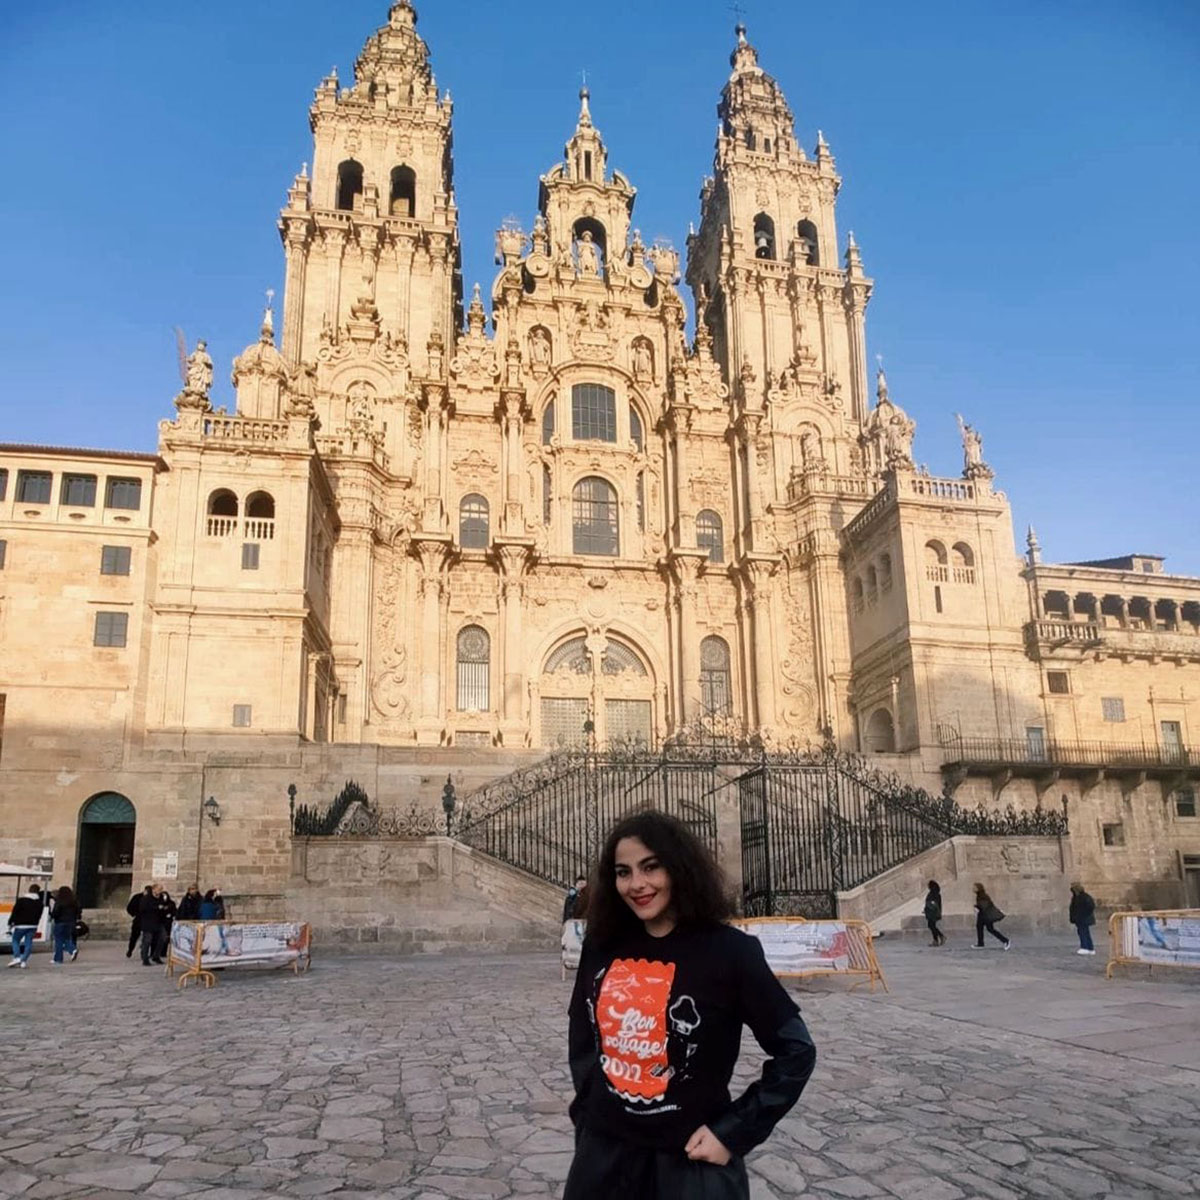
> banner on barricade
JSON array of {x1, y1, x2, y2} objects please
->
[
  {"x1": 731, "y1": 917, "x2": 887, "y2": 992},
  {"x1": 1108, "y1": 910, "x2": 1200, "y2": 978},
  {"x1": 167, "y1": 920, "x2": 312, "y2": 988},
  {"x1": 561, "y1": 919, "x2": 586, "y2": 979}
]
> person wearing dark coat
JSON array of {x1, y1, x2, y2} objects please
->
[
  {"x1": 126, "y1": 885, "x2": 152, "y2": 958},
  {"x1": 49, "y1": 886, "x2": 82, "y2": 965},
  {"x1": 973, "y1": 883, "x2": 1011, "y2": 950},
  {"x1": 6, "y1": 886, "x2": 44, "y2": 968},
  {"x1": 137, "y1": 885, "x2": 167, "y2": 966},
  {"x1": 923, "y1": 880, "x2": 945, "y2": 946},
  {"x1": 199, "y1": 888, "x2": 226, "y2": 920},
  {"x1": 177, "y1": 885, "x2": 202, "y2": 921},
  {"x1": 1068, "y1": 883, "x2": 1097, "y2": 955}
]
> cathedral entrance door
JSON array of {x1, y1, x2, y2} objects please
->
[
  {"x1": 539, "y1": 635, "x2": 655, "y2": 749},
  {"x1": 75, "y1": 793, "x2": 136, "y2": 908}
]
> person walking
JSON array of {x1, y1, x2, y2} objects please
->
[
  {"x1": 973, "y1": 883, "x2": 1011, "y2": 950},
  {"x1": 137, "y1": 884, "x2": 166, "y2": 966},
  {"x1": 1069, "y1": 883, "x2": 1097, "y2": 956},
  {"x1": 156, "y1": 887, "x2": 178, "y2": 962},
  {"x1": 49, "y1": 886, "x2": 82, "y2": 965},
  {"x1": 177, "y1": 884, "x2": 202, "y2": 921},
  {"x1": 126, "y1": 885, "x2": 151, "y2": 958},
  {"x1": 564, "y1": 811, "x2": 817, "y2": 1200},
  {"x1": 924, "y1": 880, "x2": 946, "y2": 946},
  {"x1": 6, "y1": 884, "x2": 43, "y2": 969}
]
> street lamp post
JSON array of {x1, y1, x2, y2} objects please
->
[
  {"x1": 441, "y1": 775, "x2": 457, "y2": 836},
  {"x1": 288, "y1": 782, "x2": 297, "y2": 834}
]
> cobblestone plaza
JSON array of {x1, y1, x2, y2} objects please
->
[{"x1": 2, "y1": 937, "x2": 1198, "y2": 1199}]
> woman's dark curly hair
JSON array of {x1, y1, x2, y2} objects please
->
[{"x1": 585, "y1": 810, "x2": 732, "y2": 947}]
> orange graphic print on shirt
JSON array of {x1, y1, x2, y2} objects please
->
[{"x1": 596, "y1": 958, "x2": 676, "y2": 1104}]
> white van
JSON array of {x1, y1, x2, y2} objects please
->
[{"x1": 1, "y1": 863, "x2": 53, "y2": 954}]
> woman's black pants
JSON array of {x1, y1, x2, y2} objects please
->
[
  {"x1": 926, "y1": 917, "x2": 944, "y2": 943},
  {"x1": 976, "y1": 916, "x2": 1009, "y2": 946},
  {"x1": 564, "y1": 1126, "x2": 749, "y2": 1200}
]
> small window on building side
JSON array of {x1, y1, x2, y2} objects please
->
[
  {"x1": 242, "y1": 543, "x2": 261, "y2": 570},
  {"x1": 630, "y1": 407, "x2": 644, "y2": 453},
  {"x1": 1047, "y1": 671, "x2": 1070, "y2": 695},
  {"x1": 232, "y1": 704, "x2": 252, "y2": 728},
  {"x1": 1102, "y1": 822, "x2": 1125, "y2": 848},
  {"x1": 337, "y1": 694, "x2": 348, "y2": 724},
  {"x1": 1101, "y1": 697, "x2": 1125, "y2": 723},
  {"x1": 61, "y1": 474, "x2": 97, "y2": 507},
  {"x1": 100, "y1": 546, "x2": 132, "y2": 576},
  {"x1": 1174, "y1": 789, "x2": 1197, "y2": 818},
  {"x1": 0, "y1": 540, "x2": 6, "y2": 569},
  {"x1": 105, "y1": 477, "x2": 142, "y2": 511},
  {"x1": 696, "y1": 510, "x2": 724, "y2": 564},
  {"x1": 0, "y1": 468, "x2": 7, "y2": 500},
  {"x1": 934, "y1": 585, "x2": 943, "y2": 614},
  {"x1": 459, "y1": 494, "x2": 490, "y2": 549},
  {"x1": 542, "y1": 400, "x2": 555, "y2": 445},
  {"x1": 16, "y1": 471, "x2": 52, "y2": 504},
  {"x1": 93, "y1": 611, "x2": 129, "y2": 648}
]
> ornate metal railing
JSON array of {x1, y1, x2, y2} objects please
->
[{"x1": 939, "y1": 734, "x2": 1198, "y2": 772}]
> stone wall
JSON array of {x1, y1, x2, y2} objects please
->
[
  {"x1": 837, "y1": 835, "x2": 1072, "y2": 932},
  {"x1": 284, "y1": 835, "x2": 562, "y2": 953}
]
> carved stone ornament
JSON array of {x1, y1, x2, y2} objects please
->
[
  {"x1": 570, "y1": 300, "x2": 615, "y2": 361},
  {"x1": 452, "y1": 447, "x2": 499, "y2": 483}
]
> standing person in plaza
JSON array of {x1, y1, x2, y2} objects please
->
[
  {"x1": 125, "y1": 884, "x2": 151, "y2": 958},
  {"x1": 973, "y1": 883, "x2": 1011, "y2": 950},
  {"x1": 49, "y1": 886, "x2": 81, "y2": 965},
  {"x1": 6, "y1": 884, "x2": 44, "y2": 969},
  {"x1": 137, "y1": 884, "x2": 166, "y2": 966},
  {"x1": 156, "y1": 886, "x2": 178, "y2": 961},
  {"x1": 563, "y1": 875, "x2": 589, "y2": 922},
  {"x1": 199, "y1": 888, "x2": 226, "y2": 919},
  {"x1": 177, "y1": 884, "x2": 202, "y2": 921},
  {"x1": 924, "y1": 880, "x2": 946, "y2": 946},
  {"x1": 564, "y1": 811, "x2": 817, "y2": 1199},
  {"x1": 1069, "y1": 882, "x2": 1097, "y2": 955}
]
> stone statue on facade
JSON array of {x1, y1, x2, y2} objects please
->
[
  {"x1": 175, "y1": 336, "x2": 214, "y2": 412},
  {"x1": 576, "y1": 230, "x2": 601, "y2": 278},
  {"x1": 956, "y1": 413, "x2": 993, "y2": 479},
  {"x1": 529, "y1": 327, "x2": 551, "y2": 369},
  {"x1": 632, "y1": 339, "x2": 653, "y2": 378},
  {"x1": 862, "y1": 367, "x2": 915, "y2": 471}
]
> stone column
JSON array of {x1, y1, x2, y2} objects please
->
[
  {"x1": 501, "y1": 390, "x2": 524, "y2": 533},
  {"x1": 422, "y1": 385, "x2": 448, "y2": 531},
  {"x1": 281, "y1": 222, "x2": 310, "y2": 363},
  {"x1": 497, "y1": 542, "x2": 533, "y2": 743},
  {"x1": 744, "y1": 556, "x2": 779, "y2": 735},
  {"x1": 323, "y1": 228, "x2": 346, "y2": 335},
  {"x1": 670, "y1": 552, "x2": 706, "y2": 726},
  {"x1": 413, "y1": 538, "x2": 450, "y2": 742},
  {"x1": 740, "y1": 413, "x2": 766, "y2": 547}
]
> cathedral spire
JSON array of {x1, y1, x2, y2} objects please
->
[
  {"x1": 577, "y1": 85, "x2": 593, "y2": 130},
  {"x1": 563, "y1": 85, "x2": 607, "y2": 184}
]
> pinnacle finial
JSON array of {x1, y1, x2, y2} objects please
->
[
  {"x1": 578, "y1": 84, "x2": 592, "y2": 128},
  {"x1": 875, "y1": 357, "x2": 889, "y2": 404},
  {"x1": 1026, "y1": 525, "x2": 1042, "y2": 565},
  {"x1": 261, "y1": 288, "x2": 275, "y2": 341},
  {"x1": 736, "y1": 22, "x2": 748, "y2": 46}
]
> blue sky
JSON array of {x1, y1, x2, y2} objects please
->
[{"x1": 1, "y1": 1, "x2": 1197, "y2": 569}]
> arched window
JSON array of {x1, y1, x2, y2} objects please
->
[
  {"x1": 696, "y1": 510, "x2": 724, "y2": 564},
  {"x1": 336, "y1": 159, "x2": 364, "y2": 212},
  {"x1": 630, "y1": 406, "x2": 644, "y2": 453},
  {"x1": 951, "y1": 542, "x2": 976, "y2": 583},
  {"x1": 572, "y1": 476, "x2": 619, "y2": 556},
  {"x1": 700, "y1": 636, "x2": 732, "y2": 716},
  {"x1": 796, "y1": 219, "x2": 820, "y2": 266},
  {"x1": 245, "y1": 491, "x2": 274, "y2": 519},
  {"x1": 244, "y1": 490, "x2": 276, "y2": 539},
  {"x1": 879, "y1": 553, "x2": 893, "y2": 593},
  {"x1": 208, "y1": 489, "x2": 238, "y2": 517},
  {"x1": 866, "y1": 565, "x2": 878, "y2": 603},
  {"x1": 456, "y1": 626, "x2": 490, "y2": 712},
  {"x1": 925, "y1": 539, "x2": 948, "y2": 582},
  {"x1": 206, "y1": 488, "x2": 238, "y2": 537},
  {"x1": 571, "y1": 383, "x2": 617, "y2": 443},
  {"x1": 459, "y1": 494, "x2": 489, "y2": 549},
  {"x1": 389, "y1": 165, "x2": 416, "y2": 217},
  {"x1": 852, "y1": 576, "x2": 865, "y2": 614},
  {"x1": 865, "y1": 708, "x2": 896, "y2": 753},
  {"x1": 753, "y1": 213, "x2": 776, "y2": 260},
  {"x1": 542, "y1": 400, "x2": 555, "y2": 445}
]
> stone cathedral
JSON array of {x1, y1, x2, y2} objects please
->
[{"x1": 1, "y1": 3, "x2": 1198, "y2": 920}]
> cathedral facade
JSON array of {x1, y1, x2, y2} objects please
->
[{"x1": 1, "y1": 3, "x2": 1198, "y2": 914}]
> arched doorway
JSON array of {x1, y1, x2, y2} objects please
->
[
  {"x1": 539, "y1": 635, "x2": 656, "y2": 748},
  {"x1": 76, "y1": 793, "x2": 136, "y2": 908}
]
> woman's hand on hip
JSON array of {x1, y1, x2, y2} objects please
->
[{"x1": 685, "y1": 1125, "x2": 732, "y2": 1165}]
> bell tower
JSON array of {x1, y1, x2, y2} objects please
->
[
  {"x1": 277, "y1": 0, "x2": 462, "y2": 371},
  {"x1": 686, "y1": 24, "x2": 872, "y2": 437}
]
